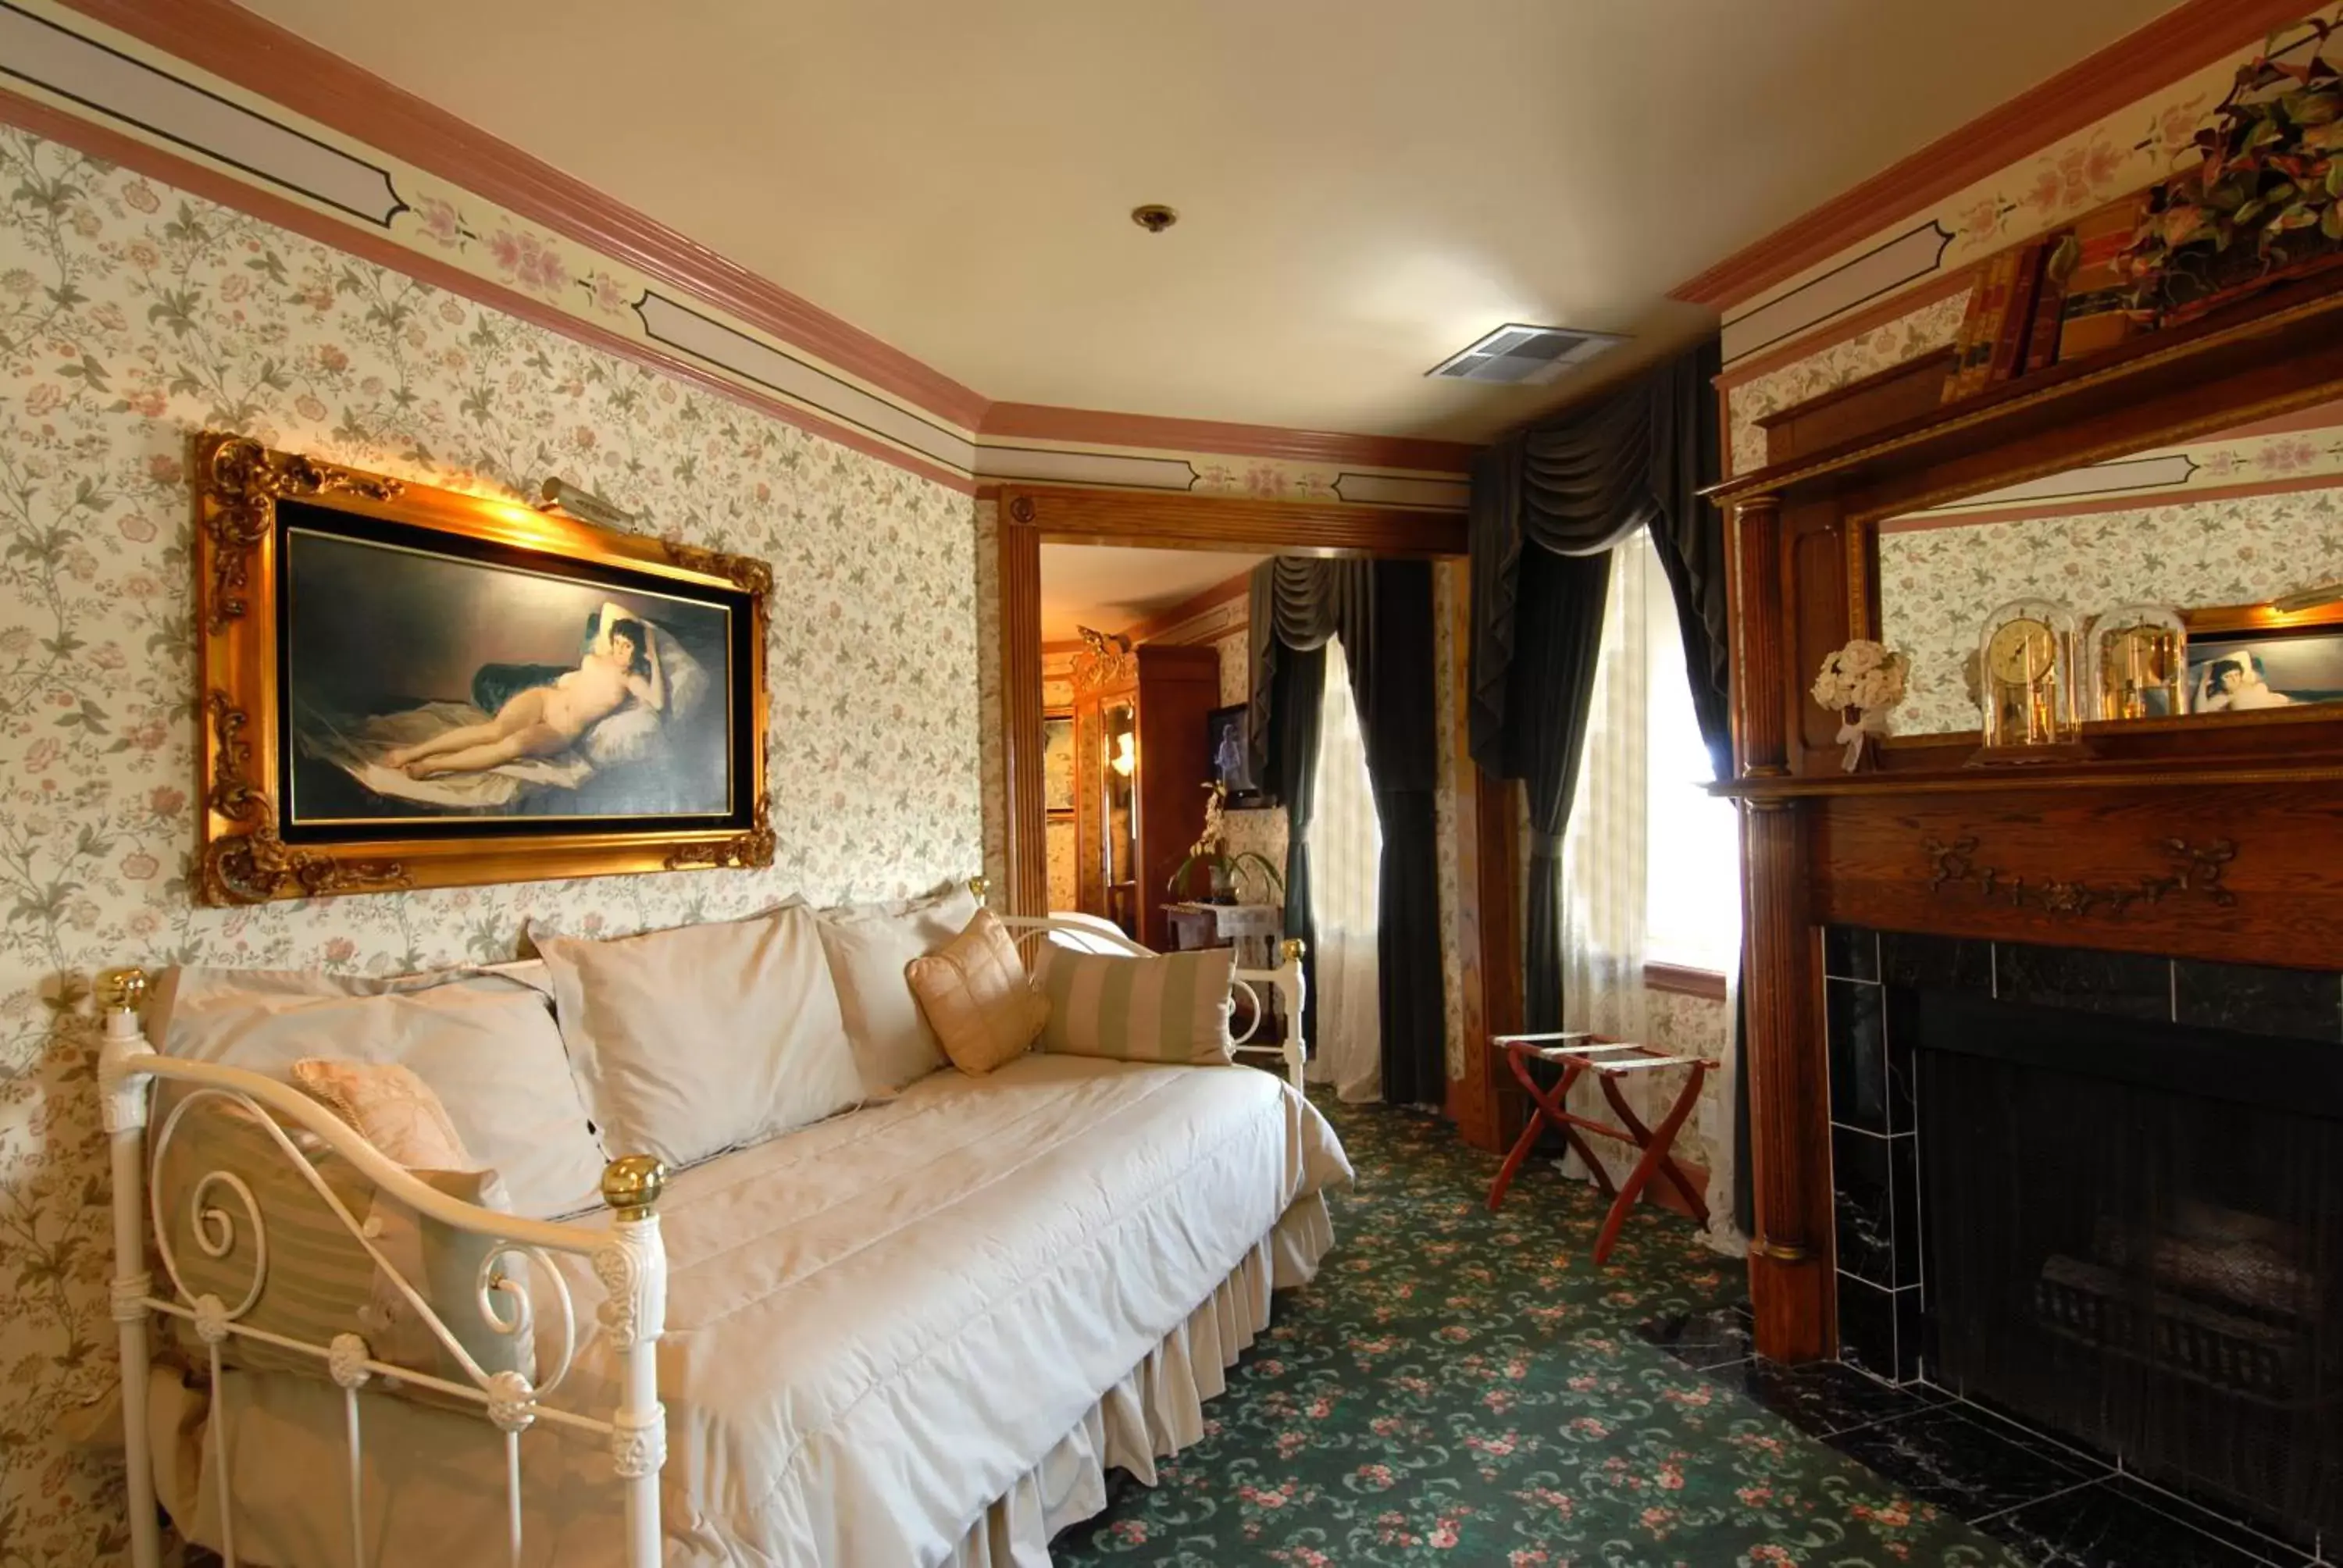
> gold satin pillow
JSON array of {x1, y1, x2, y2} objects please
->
[
  {"x1": 293, "y1": 1057, "x2": 475, "y2": 1171},
  {"x1": 906, "y1": 910, "x2": 1049, "y2": 1075}
]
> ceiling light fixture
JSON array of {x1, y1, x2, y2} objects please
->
[
  {"x1": 1428, "y1": 323, "x2": 1628, "y2": 386},
  {"x1": 1130, "y1": 204, "x2": 1179, "y2": 233}
]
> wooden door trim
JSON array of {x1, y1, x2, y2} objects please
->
[
  {"x1": 997, "y1": 486, "x2": 1467, "y2": 915},
  {"x1": 999, "y1": 483, "x2": 1503, "y2": 1130}
]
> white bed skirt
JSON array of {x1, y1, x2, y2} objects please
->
[
  {"x1": 943, "y1": 1188, "x2": 1333, "y2": 1567},
  {"x1": 149, "y1": 1190, "x2": 1335, "y2": 1567}
]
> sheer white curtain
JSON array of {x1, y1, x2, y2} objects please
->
[
  {"x1": 1554, "y1": 538, "x2": 1650, "y2": 1179},
  {"x1": 1307, "y1": 636, "x2": 1382, "y2": 1103},
  {"x1": 1552, "y1": 536, "x2": 1744, "y2": 1253}
]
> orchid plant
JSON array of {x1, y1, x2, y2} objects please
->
[{"x1": 1165, "y1": 780, "x2": 1286, "y2": 904}]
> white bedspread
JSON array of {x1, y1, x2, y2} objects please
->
[{"x1": 162, "y1": 1055, "x2": 1351, "y2": 1567}]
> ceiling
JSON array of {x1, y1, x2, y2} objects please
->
[
  {"x1": 244, "y1": 0, "x2": 2177, "y2": 442},
  {"x1": 1040, "y1": 544, "x2": 1263, "y2": 643}
]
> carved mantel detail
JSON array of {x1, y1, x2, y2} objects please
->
[{"x1": 1922, "y1": 835, "x2": 2238, "y2": 918}]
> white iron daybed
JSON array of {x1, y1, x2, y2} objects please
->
[{"x1": 100, "y1": 904, "x2": 1339, "y2": 1567}]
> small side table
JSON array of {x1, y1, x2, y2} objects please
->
[{"x1": 1485, "y1": 1032, "x2": 1714, "y2": 1264}]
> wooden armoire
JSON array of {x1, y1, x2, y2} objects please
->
[{"x1": 1068, "y1": 636, "x2": 1220, "y2": 950}]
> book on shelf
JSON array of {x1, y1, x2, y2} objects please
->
[
  {"x1": 1942, "y1": 245, "x2": 2018, "y2": 402},
  {"x1": 2058, "y1": 191, "x2": 2152, "y2": 361},
  {"x1": 2024, "y1": 228, "x2": 2074, "y2": 374},
  {"x1": 1988, "y1": 237, "x2": 2050, "y2": 384}
]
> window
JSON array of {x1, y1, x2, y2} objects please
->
[{"x1": 1639, "y1": 535, "x2": 1741, "y2": 975}]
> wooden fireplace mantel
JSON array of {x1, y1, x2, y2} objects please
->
[{"x1": 1708, "y1": 270, "x2": 2343, "y2": 1363}]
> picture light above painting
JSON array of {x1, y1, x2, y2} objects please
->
[{"x1": 191, "y1": 433, "x2": 774, "y2": 903}]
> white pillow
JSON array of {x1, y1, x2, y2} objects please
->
[
  {"x1": 534, "y1": 904, "x2": 863, "y2": 1169},
  {"x1": 815, "y1": 886, "x2": 980, "y2": 1092},
  {"x1": 147, "y1": 964, "x2": 608, "y2": 1221}
]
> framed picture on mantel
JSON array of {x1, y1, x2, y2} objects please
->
[
  {"x1": 191, "y1": 433, "x2": 772, "y2": 904},
  {"x1": 2185, "y1": 602, "x2": 2343, "y2": 716}
]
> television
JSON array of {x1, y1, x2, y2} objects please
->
[{"x1": 1205, "y1": 703, "x2": 1275, "y2": 808}]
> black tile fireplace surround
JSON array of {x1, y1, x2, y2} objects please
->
[{"x1": 1821, "y1": 927, "x2": 2343, "y2": 1561}]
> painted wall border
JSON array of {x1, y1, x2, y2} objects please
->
[
  {"x1": 1672, "y1": 0, "x2": 2320, "y2": 310},
  {"x1": 1692, "y1": 0, "x2": 2342, "y2": 382},
  {"x1": 0, "y1": 83, "x2": 983, "y2": 493}
]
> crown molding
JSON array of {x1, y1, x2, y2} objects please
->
[
  {"x1": 979, "y1": 401, "x2": 1475, "y2": 475},
  {"x1": 1671, "y1": 0, "x2": 2319, "y2": 311}
]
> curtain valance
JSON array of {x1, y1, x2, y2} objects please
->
[
  {"x1": 1248, "y1": 557, "x2": 1371, "y2": 782},
  {"x1": 1469, "y1": 343, "x2": 1722, "y2": 776},
  {"x1": 1465, "y1": 339, "x2": 1727, "y2": 1037}
]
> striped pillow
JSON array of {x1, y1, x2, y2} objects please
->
[
  {"x1": 1029, "y1": 943, "x2": 1237, "y2": 1067},
  {"x1": 153, "y1": 1100, "x2": 530, "y2": 1386}
]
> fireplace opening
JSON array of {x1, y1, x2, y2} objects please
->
[{"x1": 1916, "y1": 994, "x2": 2343, "y2": 1540}]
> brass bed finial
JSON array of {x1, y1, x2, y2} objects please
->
[
  {"x1": 602, "y1": 1154, "x2": 668, "y2": 1220},
  {"x1": 1281, "y1": 938, "x2": 1307, "y2": 964},
  {"x1": 95, "y1": 967, "x2": 148, "y2": 1015},
  {"x1": 968, "y1": 875, "x2": 990, "y2": 905}
]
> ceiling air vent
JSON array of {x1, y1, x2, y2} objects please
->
[{"x1": 1427, "y1": 323, "x2": 1626, "y2": 386}]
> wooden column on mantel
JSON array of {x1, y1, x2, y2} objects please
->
[
  {"x1": 1728, "y1": 494, "x2": 1834, "y2": 1357},
  {"x1": 1709, "y1": 267, "x2": 2343, "y2": 1365}
]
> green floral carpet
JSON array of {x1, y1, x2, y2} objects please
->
[{"x1": 1052, "y1": 1093, "x2": 2028, "y2": 1568}]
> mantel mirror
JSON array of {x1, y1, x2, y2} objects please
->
[
  {"x1": 1094, "y1": 697, "x2": 1139, "y2": 933},
  {"x1": 1872, "y1": 398, "x2": 2343, "y2": 741}
]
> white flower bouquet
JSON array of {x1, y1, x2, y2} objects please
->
[{"x1": 1810, "y1": 640, "x2": 1909, "y2": 772}]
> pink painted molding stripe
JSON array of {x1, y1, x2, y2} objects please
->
[
  {"x1": 979, "y1": 401, "x2": 1477, "y2": 475},
  {"x1": 0, "y1": 85, "x2": 979, "y2": 494},
  {"x1": 52, "y1": 0, "x2": 1478, "y2": 484},
  {"x1": 1881, "y1": 469, "x2": 2343, "y2": 533}
]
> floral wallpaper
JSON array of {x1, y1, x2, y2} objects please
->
[
  {"x1": 0, "y1": 126, "x2": 979, "y2": 1563},
  {"x1": 1880, "y1": 481, "x2": 2343, "y2": 734},
  {"x1": 1646, "y1": 985, "x2": 1733, "y2": 1199},
  {"x1": 974, "y1": 497, "x2": 1008, "y2": 904}
]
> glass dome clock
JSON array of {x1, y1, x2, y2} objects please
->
[{"x1": 1976, "y1": 597, "x2": 2081, "y2": 754}]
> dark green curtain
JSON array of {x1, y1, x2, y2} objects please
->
[
  {"x1": 1497, "y1": 543, "x2": 1614, "y2": 1035},
  {"x1": 1471, "y1": 363, "x2": 1667, "y2": 1032},
  {"x1": 1250, "y1": 556, "x2": 1448, "y2": 1104},
  {"x1": 1646, "y1": 340, "x2": 1732, "y2": 780},
  {"x1": 1467, "y1": 337, "x2": 1742, "y2": 1228},
  {"x1": 1352, "y1": 561, "x2": 1446, "y2": 1105}
]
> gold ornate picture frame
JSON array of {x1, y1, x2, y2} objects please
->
[{"x1": 193, "y1": 433, "x2": 772, "y2": 904}]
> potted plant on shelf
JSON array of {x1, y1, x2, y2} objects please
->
[
  {"x1": 1166, "y1": 781, "x2": 1285, "y2": 905},
  {"x1": 2120, "y1": 16, "x2": 2343, "y2": 322}
]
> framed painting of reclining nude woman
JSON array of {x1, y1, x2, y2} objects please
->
[{"x1": 192, "y1": 433, "x2": 771, "y2": 904}]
